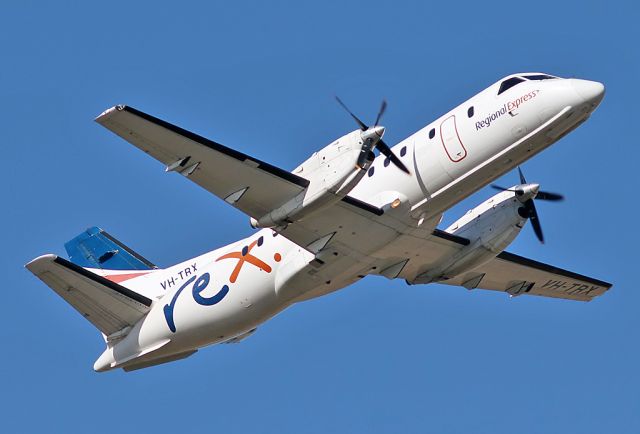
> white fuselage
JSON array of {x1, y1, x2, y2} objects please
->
[{"x1": 93, "y1": 74, "x2": 604, "y2": 371}]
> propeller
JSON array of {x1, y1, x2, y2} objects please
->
[
  {"x1": 491, "y1": 167, "x2": 564, "y2": 244},
  {"x1": 335, "y1": 96, "x2": 410, "y2": 174}
]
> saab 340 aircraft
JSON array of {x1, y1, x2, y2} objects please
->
[{"x1": 27, "y1": 73, "x2": 611, "y2": 372}]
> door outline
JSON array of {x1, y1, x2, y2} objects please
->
[{"x1": 440, "y1": 115, "x2": 467, "y2": 162}]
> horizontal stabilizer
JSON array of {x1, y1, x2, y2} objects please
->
[
  {"x1": 65, "y1": 226, "x2": 156, "y2": 270},
  {"x1": 122, "y1": 349, "x2": 198, "y2": 372},
  {"x1": 26, "y1": 255, "x2": 153, "y2": 337}
]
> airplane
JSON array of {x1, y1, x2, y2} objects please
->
[{"x1": 26, "y1": 72, "x2": 612, "y2": 372}]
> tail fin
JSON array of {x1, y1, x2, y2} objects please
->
[{"x1": 64, "y1": 226, "x2": 156, "y2": 270}]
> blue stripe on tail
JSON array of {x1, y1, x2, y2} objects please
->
[{"x1": 64, "y1": 227, "x2": 156, "y2": 270}]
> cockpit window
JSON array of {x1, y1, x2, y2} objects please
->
[
  {"x1": 497, "y1": 77, "x2": 525, "y2": 95},
  {"x1": 523, "y1": 74, "x2": 557, "y2": 80}
]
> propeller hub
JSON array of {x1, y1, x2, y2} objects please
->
[
  {"x1": 372, "y1": 125, "x2": 385, "y2": 138},
  {"x1": 335, "y1": 96, "x2": 410, "y2": 174},
  {"x1": 515, "y1": 183, "x2": 540, "y2": 202},
  {"x1": 361, "y1": 125, "x2": 385, "y2": 144},
  {"x1": 491, "y1": 167, "x2": 564, "y2": 244}
]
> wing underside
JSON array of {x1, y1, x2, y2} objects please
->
[
  {"x1": 96, "y1": 105, "x2": 309, "y2": 219},
  {"x1": 433, "y1": 251, "x2": 611, "y2": 301}
]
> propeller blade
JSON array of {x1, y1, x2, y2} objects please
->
[
  {"x1": 491, "y1": 184, "x2": 511, "y2": 192},
  {"x1": 518, "y1": 166, "x2": 527, "y2": 184},
  {"x1": 535, "y1": 191, "x2": 564, "y2": 201},
  {"x1": 525, "y1": 199, "x2": 544, "y2": 243},
  {"x1": 335, "y1": 96, "x2": 368, "y2": 131},
  {"x1": 377, "y1": 139, "x2": 410, "y2": 174},
  {"x1": 491, "y1": 185, "x2": 523, "y2": 196},
  {"x1": 374, "y1": 99, "x2": 387, "y2": 126}
]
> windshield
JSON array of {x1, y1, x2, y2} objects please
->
[
  {"x1": 523, "y1": 74, "x2": 558, "y2": 80},
  {"x1": 497, "y1": 77, "x2": 525, "y2": 95}
]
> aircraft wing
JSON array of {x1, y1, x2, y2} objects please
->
[
  {"x1": 26, "y1": 254, "x2": 153, "y2": 337},
  {"x1": 96, "y1": 105, "x2": 310, "y2": 220},
  {"x1": 429, "y1": 251, "x2": 612, "y2": 301},
  {"x1": 95, "y1": 105, "x2": 445, "y2": 265}
]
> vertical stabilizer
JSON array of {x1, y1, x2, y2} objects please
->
[{"x1": 64, "y1": 227, "x2": 157, "y2": 270}]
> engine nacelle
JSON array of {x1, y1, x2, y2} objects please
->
[
  {"x1": 418, "y1": 189, "x2": 528, "y2": 282},
  {"x1": 251, "y1": 130, "x2": 369, "y2": 228}
]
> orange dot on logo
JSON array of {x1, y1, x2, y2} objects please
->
[{"x1": 274, "y1": 253, "x2": 282, "y2": 262}]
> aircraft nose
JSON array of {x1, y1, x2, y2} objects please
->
[{"x1": 570, "y1": 79, "x2": 605, "y2": 106}]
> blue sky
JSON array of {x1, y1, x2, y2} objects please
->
[{"x1": 2, "y1": 1, "x2": 639, "y2": 433}]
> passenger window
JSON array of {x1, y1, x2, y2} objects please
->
[
  {"x1": 368, "y1": 166, "x2": 375, "y2": 177},
  {"x1": 400, "y1": 146, "x2": 407, "y2": 157},
  {"x1": 497, "y1": 77, "x2": 525, "y2": 95},
  {"x1": 467, "y1": 106, "x2": 474, "y2": 118},
  {"x1": 429, "y1": 128, "x2": 435, "y2": 139},
  {"x1": 383, "y1": 157, "x2": 390, "y2": 167}
]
